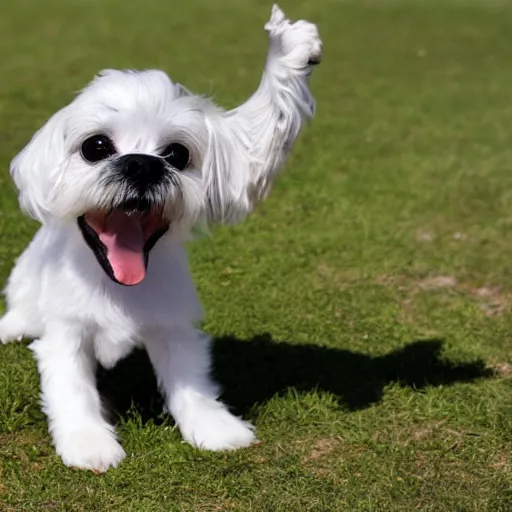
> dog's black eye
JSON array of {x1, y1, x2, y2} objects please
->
[
  {"x1": 81, "y1": 135, "x2": 116, "y2": 163},
  {"x1": 161, "y1": 143, "x2": 189, "y2": 171}
]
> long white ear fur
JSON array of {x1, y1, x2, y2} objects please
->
[{"x1": 10, "y1": 109, "x2": 69, "y2": 222}]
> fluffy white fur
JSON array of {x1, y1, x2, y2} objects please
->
[{"x1": 0, "y1": 5, "x2": 322, "y2": 472}]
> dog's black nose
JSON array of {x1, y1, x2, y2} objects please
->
[{"x1": 119, "y1": 154, "x2": 166, "y2": 189}]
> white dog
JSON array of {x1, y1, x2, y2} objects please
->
[{"x1": 0, "y1": 5, "x2": 322, "y2": 471}]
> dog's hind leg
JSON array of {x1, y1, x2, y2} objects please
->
[
  {"x1": 0, "y1": 245, "x2": 44, "y2": 343},
  {"x1": 0, "y1": 311, "x2": 36, "y2": 343}
]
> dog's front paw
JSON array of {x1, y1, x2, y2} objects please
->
[
  {"x1": 265, "y1": 4, "x2": 323, "y2": 68},
  {"x1": 55, "y1": 426, "x2": 126, "y2": 472},
  {"x1": 180, "y1": 399, "x2": 256, "y2": 451}
]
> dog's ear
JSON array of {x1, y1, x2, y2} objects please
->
[
  {"x1": 174, "y1": 82, "x2": 194, "y2": 98},
  {"x1": 202, "y1": 114, "x2": 255, "y2": 225},
  {"x1": 10, "y1": 108, "x2": 69, "y2": 222},
  {"x1": 202, "y1": 109, "x2": 287, "y2": 226}
]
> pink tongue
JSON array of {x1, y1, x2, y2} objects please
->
[{"x1": 99, "y1": 211, "x2": 146, "y2": 286}]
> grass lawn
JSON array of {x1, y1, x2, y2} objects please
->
[{"x1": 1, "y1": 0, "x2": 512, "y2": 509}]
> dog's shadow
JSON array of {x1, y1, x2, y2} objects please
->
[{"x1": 97, "y1": 334, "x2": 493, "y2": 424}]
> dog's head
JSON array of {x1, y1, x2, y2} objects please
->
[{"x1": 10, "y1": 69, "x2": 247, "y2": 286}]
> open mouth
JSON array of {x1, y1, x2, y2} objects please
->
[{"x1": 77, "y1": 206, "x2": 169, "y2": 286}]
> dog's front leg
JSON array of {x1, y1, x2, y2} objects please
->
[
  {"x1": 203, "y1": 6, "x2": 322, "y2": 223},
  {"x1": 220, "y1": 6, "x2": 322, "y2": 216},
  {"x1": 145, "y1": 327, "x2": 255, "y2": 450},
  {"x1": 30, "y1": 323, "x2": 125, "y2": 471}
]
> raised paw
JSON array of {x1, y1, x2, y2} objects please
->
[
  {"x1": 265, "y1": 4, "x2": 323, "y2": 68},
  {"x1": 55, "y1": 425, "x2": 126, "y2": 472}
]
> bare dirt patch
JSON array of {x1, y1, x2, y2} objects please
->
[
  {"x1": 418, "y1": 276, "x2": 457, "y2": 290},
  {"x1": 306, "y1": 436, "x2": 344, "y2": 461},
  {"x1": 468, "y1": 286, "x2": 509, "y2": 317},
  {"x1": 415, "y1": 229, "x2": 436, "y2": 243},
  {"x1": 410, "y1": 420, "x2": 448, "y2": 442},
  {"x1": 379, "y1": 274, "x2": 510, "y2": 319},
  {"x1": 491, "y1": 362, "x2": 512, "y2": 378}
]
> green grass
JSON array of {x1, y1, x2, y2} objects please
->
[{"x1": 1, "y1": 0, "x2": 512, "y2": 509}]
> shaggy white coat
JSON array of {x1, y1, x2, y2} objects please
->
[{"x1": 0, "y1": 5, "x2": 322, "y2": 471}]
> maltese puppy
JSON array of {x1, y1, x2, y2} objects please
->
[{"x1": 0, "y1": 5, "x2": 322, "y2": 471}]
